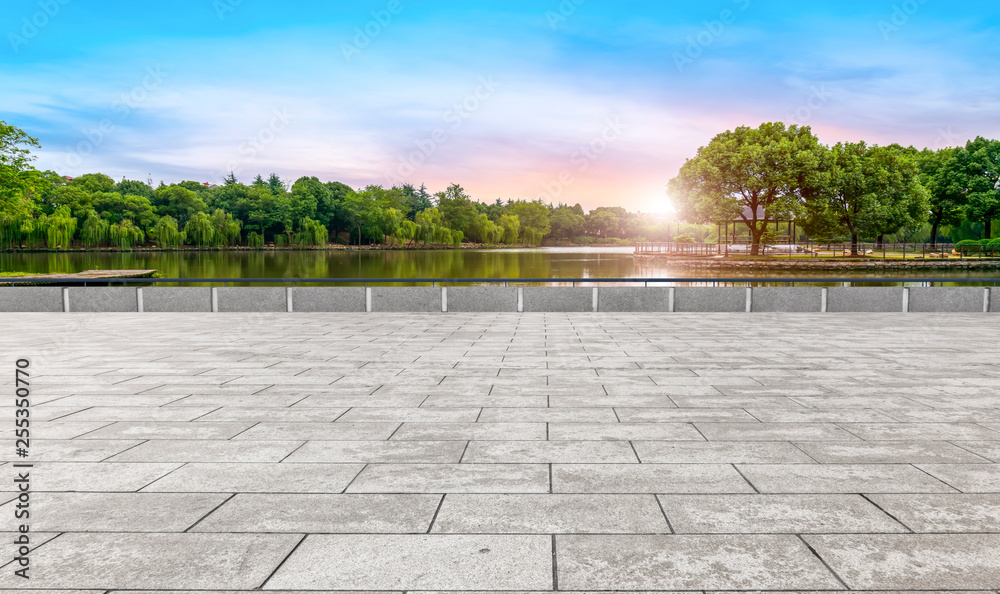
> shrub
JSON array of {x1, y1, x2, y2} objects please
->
[
  {"x1": 675, "y1": 234, "x2": 696, "y2": 244},
  {"x1": 987, "y1": 239, "x2": 1000, "y2": 256},
  {"x1": 956, "y1": 240, "x2": 983, "y2": 254}
]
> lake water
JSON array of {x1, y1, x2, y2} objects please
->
[{"x1": 2, "y1": 247, "x2": 997, "y2": 285}]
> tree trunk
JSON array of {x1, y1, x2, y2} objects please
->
[
  {"x1": 851, "y1": 233, "x2": 860, "y2": 256},
  {"x1": 875, "y1": 234, "x2": 884, "y2": 250},
  {"x1": 986, "y1": 219, "x2": 993, "y2": 240},
  {"x1": 929, "y1": 214, "x2": 943, "y2": 249},
  {"x1": 749, "y1": 225, "x2": 763, "y2": 256}
]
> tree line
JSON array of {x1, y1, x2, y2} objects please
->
[
  {"x1": 0, "y1": 121, "x2": 691, "y2": 251},
  {"x1": 669, "y1": 122, "x2": 1000, "y2": 255}
]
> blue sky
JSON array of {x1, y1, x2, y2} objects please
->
[{"x1": 2, "y1": 0, "x2": 999, "y2": 211}]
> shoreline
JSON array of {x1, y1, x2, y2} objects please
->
[
  {"x1": 634, "y1": 255, "x2": 1000, "y2": 271},
  {"x1": 0, "y1": 243, "x2": 637, "y2": 254}
]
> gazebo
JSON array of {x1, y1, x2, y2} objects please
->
[{"x1": 717, "y1": 206, "x2": 797, "y2": 248}]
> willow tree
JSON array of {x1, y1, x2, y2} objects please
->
[
  {"x1": 294, "y1": 217, "x2": 328, "y2": 247},
  {"x1": 184, "y1": 212, "x2": 215, "y2": 247},
  {"x1": 80, "y1": 211, "x2": 110, "y2": 247},
  {"x1": 499, "y1": 214, "x2": 520, "y2": 244},
  {"x1": 40, "y1": 207, "x2": 77, "y2": 249},
  {"x1": 668, "y1": 122, "x2": 826, "y2": 255},
  {"x1": 152, "y1": 216, "x2": 185, "y2": 248},
  {"x1": 109, "y1": 219, "x2": 145, "y2": 250},
  {"x1": 210, "y1": 209, "x2": 241, "y2": 246}
]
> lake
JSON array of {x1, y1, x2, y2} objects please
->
[{"x1": 2, "y1": 247, "x2": 997, "y2": 285}]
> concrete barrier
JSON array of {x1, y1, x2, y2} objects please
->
[
  {"x1": 599, "y1": 288, "x2": 672, "y2": 312},
  {"x1": 68, "y1": 287, "x2": 138, "y2": 312},
  {"x1": 292, "y1": 287, "x2": 367, "y2": 313},
  {"x1": 217, "y1": 287, "x2": 287, "y2": 313},
  {"x1": 3, "y1": 286, "x2": 1000, "y2": 314},
  {"x1": 826, "y1": 287, "x2": 906, "y2": 313},
  {"x1": 448, "y1": 287, "x2": 518, "y2": 312},
  {"x1": 909, "y1": 287, "x2": 989, "y2": 313},
  {"x1": 523, "y1": 288, "x2": 594, "y2": 312},
  {"x1": 371, "y1": 287, "x2": 442, "y2": 313},
  {"x1": 674, "y1": 288, "x2": 748, "y2": 313},
  {"x1": 0, "y1": 287, "x2": 64, "y2": 312},
  {"x1": 751, "y1": 288, "x2": 823, "y2": 313},
  {"x1": 141, "y1": 288, "x2": 213, "y2": 313}
]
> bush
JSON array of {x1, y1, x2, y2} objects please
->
[
  {"x1": 956, "y1": 240, "x2": 983, "y2": 254},
  {"x1": 987, "y1": 239, "x2": 1000, "y2": 256},
  {"x1": 675, "y1": 234, "x2": 695, "y2": 244}
]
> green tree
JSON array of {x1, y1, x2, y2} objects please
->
[
  {"x1": 184, "y1": 212, "x2": 215, "y2": 247},
  {"x1": 79, "y1": 210, "x2": 110, "y2": 247},
  {"x1": 509, "y1": 200, "x2": 551, "y2": 244},
  {"x1": 108, "y1": 219, "x2": 145, "y2": 250},
  {"x1": 152, "y1": 185, "x2": 207, "y2": 227},
  {"x1": 152, "y1": 216, "x2": 185, "y2": 248},
  {"x1": 0, "y1": 122, "x2": 43, "y2": 235},
  {"x1": 436, "y1": 184, "x2": 479, "y2": 236},
  {"x1": 210, "y1": 209, "x2": 242, "y2": 246},
  {"x1": 957, "y1": 137, "x2": 1000, "y2": 239},
  {"x1": 804, "y1": 142, "x2": 928, "y2": 254},
  {"x1": 668, "y1": 122, "x2": 826, "y2": 255},
  {"x1": 93, "y1": 193, "x2": 159, "y2": 229},
  {"x1": 69, "y1": 173, "x2": 116, "y2": 194},
  {"x1": 550, "y1": 206, "x2": 586, "y2": 239},
  {"x1": 115, "y1": 179, "x2": 154, "y2": 198},
  {"x1": 917, "y1": 147, "x2": 968, "y2": 247}
]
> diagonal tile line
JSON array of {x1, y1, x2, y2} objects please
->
[
  {"x1": 258, "y1": 533, "x2": 309, "y2": 590},
  {"x1": 796, "y1": 533, "x2": 851, "y2": 590},
  {"x1": 858, "y1": 493, "x2": 915, "y2": 533},
  {"x1": 183, "y1": 492, "x2": 237, "y2": 533}
]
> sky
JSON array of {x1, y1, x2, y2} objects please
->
[{"x1": 2, "y1": 0, "x2": 999, "y2": 213}]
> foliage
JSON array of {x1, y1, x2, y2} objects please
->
[
  {"x1": 152, "y1": 216, "x2": 185, "y2": 248},
  {"x1": 675, "y1": 234, "x2": 695, "y2": 243},
  {"x1": 80, "y1": 211, "x2": 110, "y2": 247},
  {"x1": 40, "y1": 206, "x2": 77, "y2": 249},
  {"x1": 109, "y1": 219, "x2": 145, "y2": 250},
  {"x1": 184, "y1": 212, "x2": 215, "y2": 247},
  {"x1": 247, "y1": 231, "x2": 264, "y2": 249}
]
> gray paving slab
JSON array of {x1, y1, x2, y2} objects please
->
[
  {"x1": 0, "y1": 492, "x2": 228, "y2": 532},
  {"x1": 109, "y1": 439, "x2": 302, "y2": 462},
  {"x1": 0, "y1": 533, "x2": 301, "y2": 589},
  {"x1": 142, "y1": 463, "x2": 365, "y2": 493},
  {"x1": 659, "y1": 494, "x2": 906, "y2": 533},
  {"x1": 552, "y1": 464, "x2": 756, "y2": 493},
  {"x1": 347, "y1": 464, "x2": 549, "y2": 493},
  {"x1": 142, "y1": 287, "x2": 213, "y2": 312},
  {"x1": 285, "y1": 440, "x2": 467, "y2": 463},
  {"x1": 216, "y1": 287, "x2": 287, "y2": 312},
  {"x1": 68, "y1": 287, "x2": 138, "y2": 312},
  {"x1": 462, "y1": 440, "x2": 638, "y2": 463},
  {"x1": 548, "y1": 422, "x2": 705, "y2": 441},
  {"x1": 633, "y1": 441, "x2": 816, "y2": 463},
  {"x1": 0, "y1": 286, "x2": 64, "y2": 311},
  {"x1": 737, "y1": 464, "x2": 958, "y2": 493},
  {"x1": 793, "y1": 441, "x2": 993, "y2": 464},
  {"x1": 866, "y1": 493, "x2": 1000, "y2": 532},
  {"x1": 264, "y1": 534, "x2": 553, "y2": 590},
  {"x1": 432, "y1": 494, "x2": 669, "y2": 533},
  {"x1": 193, "y1": 494, "x2": 442, "y2": 533},
  {"x1": 447, "y1": 286, "x2": 518, "y2": 312},
  {"x1": 556, "y1": 534, "x2": 844, "y2": 590},
  {"x1": 805, "y1": 534, "x2": 1000, "y2": 589},
  {"x1": 916, "y1": 464, "x2": 1000, "y2": 492}
]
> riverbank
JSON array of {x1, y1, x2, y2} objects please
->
[{"x1": 634, "y1": 255, "x2": 1000, "y2": 271}]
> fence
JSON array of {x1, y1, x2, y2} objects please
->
[{"x1": 636, "y1": 242, "x2": 966, "y2": 259}]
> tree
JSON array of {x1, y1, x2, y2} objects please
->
[
  {"x1": 549, "y1": 207, "x2": 585, "y2": 240},
  {"x1": 152, "y1": 185, "x2": 207, "y2": 227},
  {"x1": 267, "y1": 173, "x2": 287, "y2": 196},
  {"x1": 210, "y1": 209, "x2": 242, "y2": 246},
  {"x1": 509, "y1": 200, "x2": 551, "y2": 244},
  {"x1": 804, "y1": 143, "x2": 928, "y2": 254},
  {"x1": 69, "y1": 173, "x2": 116, "y2": 194},
  {"x1": 668, "y1": 122, "x2": 826, "y2": 255},
  {"x1": 152, "y1": 216, "x2": 185, "y2": 248},
  {"x1": 917, "y1": 148, "x2": 967, "y2": 247},
  {"x1": 115, "y1": 179, "x2": 153, "y2": 198},
  {"x1": 957, "y1": 137, "x2": 1000, "y2": 239},
  {"x1": 0, "y1": 121, "x2": 43, "y2": 224},
  {"x1": 400, "y1": 183, "x2": 433, "y2": 219},
  {"x1": 436, "y1": 184, "x2": 479, "y2": 237},
  {"x1": 184, "y1": 212, "x2": 215, "y2": 247}
]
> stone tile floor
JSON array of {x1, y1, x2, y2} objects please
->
[{"x1": 0, "y1": 312, "x2": 999, "y2": 592}]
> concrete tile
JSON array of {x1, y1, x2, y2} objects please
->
[
  {"x1": 432, "y1": 494, "x2": 669, "y2": 533},
  {"x1": 193, "y1": 494, "x2": 441, "y2": 533},
  {"x1": 737, "y1": 464, "x2": 957, "y2": 493},
  {"x1": 746, "y1": 408, "x2": 898, "y2": 423},
  {"x1": 955, "y1": 441, "x2": 1000, "y2": 462},
  {"x1": 616, "y1": 408, "x2": 759, "y2": 423},
  {"x1": 29, "y1": 462, "x2": 181, "y2": 492},
  {"x1": 805, "y1": 534, "x2": 1000, "y2": 589},
  {"x1": 195, "y1": 407, "x2": 349, "y2": 422},
  {"x1": 557, "y1": 534, "x2": 844, "y2": 590},
  {"x1": 285, "y1": 440, "x2": 467, "y2": 463},
  {"x1": 109, "y1": 440, "x2": 302, "y2": 462},
  {"x1": 838, "y1": 423, "x2": 1000, "y2": 441},
  {"x1": 463, "y1": 441, "x2": 638, "y2": 463},
  {"x1": 867, "y1": 493, "x2": 1000, "y2": 532},
  {"x1": 347, "y1": 464, "x2": 549, "y2": 493},
  {"x1": 390, "y1": 423, "x2": 546, "y2": 441},
  {"x1": 3, "y1": 439, "x2": 143, "y2": 462},
  {"x1": 0, "y1": 492, "x2": 228, "y2": 532},
  {"x1": 477, "y1": 407, "x2": 619, "y2": 423},
  {"x1": 233, "y1": 422, "x2": 399, "y2": 441},
  {"x1": 0, "y1": 533, "x2": 301, "y2": 589},
  {"x1": 264, "y1": 534, "x2": 552, "y2": 590},
  {"x1": 34, "y1": 422, "x2": 114, "y2": 439},
  {"x1": 660, "y1": 494, "x2": 905, "y2": 534},
  {"x1": 917, "y1": 464, "x2": 1000, "y2": 492},
  {"x1": 337, "y1": 407, "x2": 481, "y2": 422},
  {"x1": 553, "y1": 464, "x2": 756, "y2": 494},
  {"x1": 79, "y1": 422, "x2": 253, "y2": 440},
  {"x1": 548, "y1": 422, "x2": 705, "y2": 441},
  {"x1": 794, "y1": 441, "x2": 992, "y2": 464},
  {"x1": 696, "y1": 423, "x2": 860, "y2": 441},
  {"x1": 634, "y1": 441, "x2": 815, "y2": 464},
  {"x1": 56, "y1": 406, "x2": 220, "y2": 422},
  {"x1": 143, "y1": 463, "x2": 365, "y2": 493}
]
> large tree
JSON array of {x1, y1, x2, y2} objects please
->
[
  {"x1": 0, "y1": 121, "x2": 43, "y2": 222},
  {"x1": 668, "y1": 122, "x2": 826, "y2": 255},
  {"x1": 917, "y1": 147, "x2": 967, "y2": 247},
  {"x1": 805, "y1": 143, "x2": 928, "y2": 254},
  {"x1": 957, "y1": 137, "x2": 1000, "y2": 239}
]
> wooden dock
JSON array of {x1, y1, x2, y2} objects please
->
[{"x1": 1, "y1": 270, "x2": 157, "y2": 285}]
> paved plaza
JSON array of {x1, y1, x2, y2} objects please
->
[{"x1": 2, "y1": 312, "x2": 1000, "y2": 592}]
